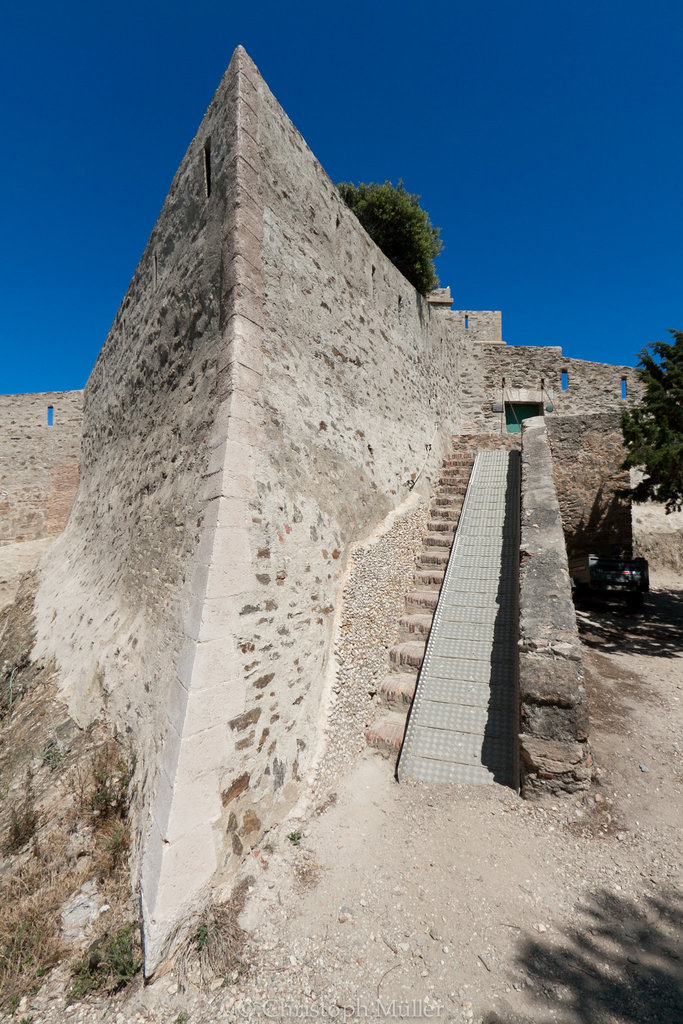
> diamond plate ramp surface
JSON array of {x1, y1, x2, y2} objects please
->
[{"x1": 397, "y1": 450, "x2": 520, "y2": 788}]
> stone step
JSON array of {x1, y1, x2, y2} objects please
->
[
  {"x1": 389, "y1": 640, "x2": 426, "y2": 670},
  {"x1": 442, "y1": 455, "x2": 475, "y2": 466},
  {"x1": 423, "y1": 533, "x2": 453, "y2": 549},
  {"x1": 398, "y1": 613, "x2": 434, "y2": 640},
  {"x1": 377, "y1": 672, "x2": 417, "y2": 709},
  {"x1": 427, "y1": 519, "x2": 457, "y2": 533},
  {"x1": 434, "y1": 495, "x2": 464, "y2": 508},
  {"x1": 414, "y1": 567, "x2": 444, "y2": 589},
  {"x1": 430, "y1": 506, "x2": 461, "y2": 522},
  {"x1": 365, "y1": 712, "x2": 406, "y2": 755},
  {"x1": 418, "y1": 548, "x2": 450, "y2": 567},
  {"x1": 405, "y1": 589, "x2": 439, "y2": 612},
  {"x1": 438, "y1": 479, "x2": 470, "y2": 491}
]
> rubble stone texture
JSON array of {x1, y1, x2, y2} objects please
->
[
  {"x1": 548, "y1": 412, "x2": 633, "y2": 557},
  {"x1": 0, "y1": 391, "x2": 82, "y2": 545},
  {"x1": 518, "y1": 418, "x2": 591, "y2": 795}
]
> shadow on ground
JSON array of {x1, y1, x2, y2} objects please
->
[
  {"x1": 517, "y1": 888, "x2": 683, "y2": 1024},
  {"x1": 576, "y1": 584, "x2": 683, "y2": 658}
]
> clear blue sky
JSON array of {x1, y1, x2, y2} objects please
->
[{"x1": 1, "y1": 0, "x2": 681, "y2": 393}]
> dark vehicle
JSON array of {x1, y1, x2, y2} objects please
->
[{"x1": 568, "y1": 553, "x2": 649, "y2": 612}]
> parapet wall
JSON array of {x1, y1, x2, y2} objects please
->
[
  {"x1": 447, "y1": 309, "x2": 503, "y2": 343},
  {"x1": 548, "y1": 412, "x2": 632, "y2": 557},
  {"x1": 518, "y1": 417, "x2": 592, "y2": 796},
  {"x1": 463, "y1": 344, "x2": 641, "y2": 434},
  {"x1": 0, "y1": 391, "x2": 82, "y2": 545}
]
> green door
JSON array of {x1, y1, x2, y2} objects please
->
[{"x1": 505, "y1": 403, "x2": 542, "y2": 433}]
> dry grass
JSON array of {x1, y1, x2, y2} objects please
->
[
  {"x1": 0, "y1": 571, "x2": 140, "y2": 1011},
  {"x1": 3, "y1": 770, "x2": 39, "y2": 855},
  {"x1": 0, "y1": 842, "x2": 73, "y2": 1006},
  {"x1": 0, "y1": 738, "x2": 138, "y2": 1011},
  {"x1": 177, "y1": 876, "x2": 255, "y2": 990}
]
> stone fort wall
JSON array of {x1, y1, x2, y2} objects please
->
[
  {"x1": 31, "y1": 48, "x2": 479, "y2": 972},
  {"x1": 465, "y1": 343, "x2": 641, "y2": 433},
  {"x1": 9, "y1": 46, "x2": 642, "y2": 971},
  {"x1": 0, "y1": 391, "x2": 82, "y2": 545}
]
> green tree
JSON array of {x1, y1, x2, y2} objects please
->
[
  {"x1": 621, "y1": 329, "x2": 683, "y2": 511},
  {"x1": 336, "y1": 180, "x2": 443, "y2": 296}
]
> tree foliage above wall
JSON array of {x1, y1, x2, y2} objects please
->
[
  {"x1": 621, "y1": 329, "x2": 683, "y2": 511},
  {"x1": 336, "y1": 180, "x2": 443, "y2": 296}
]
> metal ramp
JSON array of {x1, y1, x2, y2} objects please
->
[{"x1": 397, "y1": 450, "x2": 520, "y2": 787}]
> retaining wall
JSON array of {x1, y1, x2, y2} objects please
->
[
  {"x1": 518, "y1": 417, "x2": 592, "y2": 796},
  {"x1": 548, "y1": 412, "x2": 632, "y2": 557}
]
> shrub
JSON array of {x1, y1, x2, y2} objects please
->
[
  {"x1": 336, "y1": 180, "x2": 443, "y2": 295},
  {"x1": 88, "y1": 746, "x2": 135, "y2": 821},
  {"x1": 68, "y1": 924, "x2": 141, "y2": 1001}
]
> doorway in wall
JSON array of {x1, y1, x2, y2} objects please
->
[{"x1": 504, "y1": 402, "x2": 542, "y2": 433}]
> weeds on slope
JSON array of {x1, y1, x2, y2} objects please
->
[{"x1": 0, "y1": 738, "x2": 139, "y2": 1010}]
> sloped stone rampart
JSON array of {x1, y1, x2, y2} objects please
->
[
  {"x1": 31, "y1": 48, "x2": 477, "y2": 972},
  {"x1": 34, "y1": 53, "x2": 250, "y2": 971},
  {"x1": 518, "y1": 417, "x2": 592, "y2": 796},
  {"x1": 0, "y1": 391, "x2": 82, "y2": 544}
]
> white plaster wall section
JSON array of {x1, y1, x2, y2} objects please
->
[{"x1": 140, "y1": 47, "x2": 267, "y2": 974}]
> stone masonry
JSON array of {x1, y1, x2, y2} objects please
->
[
  {"x1": 518, "y1": 417, "x2": 591, "y2": 796},
  {"x1": 0, "y1": 391, "x2": 82, "y2": 544},
  {"x1": 548, "y1": 412, "x2": 633, "y2": 557},
  {"x1": 0, "y1": 47, "x2": 643, "y2": 972}
]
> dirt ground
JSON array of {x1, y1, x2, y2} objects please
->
[
  {"x1": 1, "y1": 563, "x2": 681, "y2": 1024},
  {"x1": 120, "y1": 568, "x2": 682, "y2": 1024}
]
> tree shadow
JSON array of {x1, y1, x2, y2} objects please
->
[
  {"x1": 517, "y1": 888, "x2": 683, "y2": 1024},
  {"x1": 575, "y1": 582, "x2": 683, "y2": 659},
  {"x1": 565, "y1": 485, "x2": 633, "y2": 560}
]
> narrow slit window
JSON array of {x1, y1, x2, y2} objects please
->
[
  {"x1": 203, "y1": 138, "x2": 212, "y2": 197},
  {"x1": 47, "y1": 406, "x2": 54, "y2": 426},
  {"x1": 621, "y1": 378, "x2": 627, "y2": 399},
  {"x1": 561, "y1": 370, "x2": 568, "y2": 391},
  {"x1": 465, "y1": 315, "x2": 469, "y2": 329},
  {"x1": 153, "y1": 252, "x2": 158, "y2": 290}
]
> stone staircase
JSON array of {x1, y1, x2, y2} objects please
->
[
  {"x1": 365, "y1": 447, "x2": 475, "y2": 753},
  {"x1": 365, "y1": 432, "x2": 521, "y2": 761}
]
